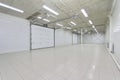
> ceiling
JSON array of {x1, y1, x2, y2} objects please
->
[{"x1": 0, "y1": 0, "x2": 113, "y2": 32}]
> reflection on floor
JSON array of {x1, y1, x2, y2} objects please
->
[{"x1": 0, "y1": 44, "x2": 120, "y2": 80}]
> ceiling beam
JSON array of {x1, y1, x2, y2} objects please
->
[
  {"x1": 47, "y1": 16, "x2": 74, "y2": 24},
  {"x1": 74, "y1": 24, "x2": 105, "y2": 29}
]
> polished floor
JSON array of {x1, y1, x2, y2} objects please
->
[{"x1": 0, "y1": 44, "x2": 120, "y2": 80}]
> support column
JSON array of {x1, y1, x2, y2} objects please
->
[
  {"x1": 30, "y1": 22, "x2": 32, "y2": 50},
  {"x1": 81, "y1": 29, "x2": 83, "y2": 44},
  {"x1": 54, "y1": 28, "x2": 56, "y2": 47}
]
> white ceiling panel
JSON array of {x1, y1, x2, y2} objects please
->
[{"x1": 0, "y1": 0, "x2": 113, "y2": 32}]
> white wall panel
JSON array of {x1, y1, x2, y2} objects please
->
[
  {"x1": 0, "y1": 13, "x2": 30, "y2": 54},
  {"x1": 55, "y1": 29, "x2": 72, "y2": 46},
  {"x1": 114, "y1": 30, "x2": 120, "y2": 62},
  {"x1": 31, "y1": 25, "x2": 54, "y2": 49},
  {"x1": 73, "y1": 33, "x2": 78, "y2": 44},
  {"x1": 64, "y1": 30, "x2": 73, "y2": 45},
  {"x1": 108, "y1": 0, "x2": 120, "y2": 63},
  {"x1": 77, "y1": 34, "x2": 81, "y2": 44},
  {"x1": 55, "y1": 29, "x2": 65, "y2": 46},
  {"x1": 105, "y1": 24, "x2": 110, "y2": 44},
  {"x1": 83, "y1": 32, "x2": 105, "y2": 44}
]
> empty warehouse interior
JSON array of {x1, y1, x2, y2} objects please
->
[{"x1": 0, "y1": 0, "x2": 120, "y2": 80}]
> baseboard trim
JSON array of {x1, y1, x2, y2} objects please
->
[
  {"x1": 107, "y1": 48, "x2": 120, "y2": 71},
  {"x1": 32, "y1": 46, "x2": 54, "y2": 50}
]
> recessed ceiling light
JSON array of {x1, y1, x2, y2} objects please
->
[
  {"x1": 89, "y1": 20, "x2": 93, "y2": 24},
  {"x1": 43, "y1": 19, "x2": 50, "y2": 22},
  {"x1": 0, "y1": 2, "x2": 24, "y2": 13},
  {"x1": 70, "y1": 21, "x2": 77, "y2": 26},
  {"x1": 43, "y1": 5, "x2": 59, "y2": 15},
  {"x1": 56, "y1": 23, "x2": 63, "y2": 26},
  {"x1": 81, "y1": 9, "x2": 88, "y2": 17},
  {"x1": 37, "y1": 16, "x2": 42, "y2": 19}
]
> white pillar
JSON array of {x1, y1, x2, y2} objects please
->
[{"x1": 81, "y1": 29, "x2": 83, "y2": 44}]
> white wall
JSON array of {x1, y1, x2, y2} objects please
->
[
  {"x1": 77, "y1": 34, "x2": 81, "y2": 44},
  {"x1": 64, "y1": 30, "x2": 73, "y2": 45},
  {"x1": 73, "y1": 33, "x2": 78, "y2": 44},
  {"x1": 83, "y1": 32, "x2": 105, "y2": 44},
  {"x1": 105, "y1": 24, "x2": 110, "y2": 44},
  {"x1": 105, "y1": 23, "x2": 110, "y2": 48},
  {"x1": 55, "y1": 29, "x2": 73, "y2": 46},
  {"x1": 0, "y1": 13, "x2": 30, "y2": 54},
  {"x1": 31, "y1": 25, "x2": 54, "y2": 49},
  {"x1": 107, "y1": 0, "x2": 120, "y2": 63}
]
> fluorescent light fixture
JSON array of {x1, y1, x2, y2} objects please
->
[
  {"x1": 68, "y1": 23, "x2": 73, "y2": 26},
  {"x1": 50, "y1": 14, "x2": 57, "y2": 18},
  {"x1": 81, "y1": 9, "x2": 88, "y2": 17},
  {"x1": 43, "y1": 5, "x2": 59, "y2": 15},
  {"x1": 56, "y1": 23, "x2": 63, "y2": 26},
  {"x1": 94, "y1": 28, "x2": 97, "y2": 31},
  {"x1": 37, "y1": 16, "x2": 42, "y2": 19},
  {"x1": 94, "y1": 28, "x2": 98, "y2": 33},
  {"x1": 73, "y1": 29, "x2": 77, "y2": 32},
  {"x1": 92, "y1": 26, "x2": 98, "y2": 33},
  {"x1": 92, "y1": 25, "x2": 95, "y2": 29},
  {"x1": 0, "y1": 2, "x2": 24, "y2": 13},
  {"x1": 89, "y1": 20, "x2": 93, "y2": 24},
  {"x1": 70, "y1": 21, "x2": 76, "y2": 26},
  {"x1": 66, "y1": 27, "x2": 71, "y2": 30},
  {"x1": 43, "y1": 19, "x2": 50, "y2": 22}
]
